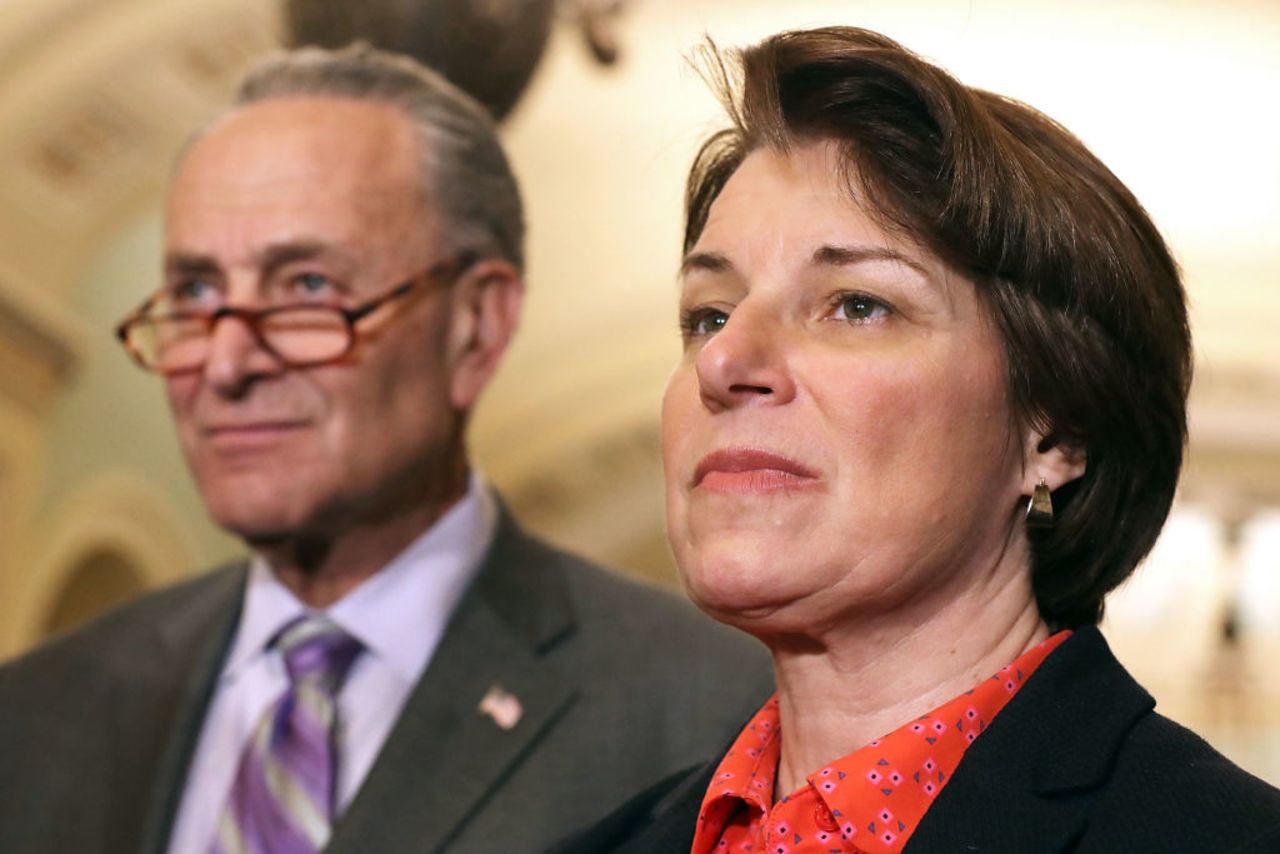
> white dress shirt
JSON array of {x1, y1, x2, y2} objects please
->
[{"x1": 167, "y1": 476, "x2": 497, "y2": 854}]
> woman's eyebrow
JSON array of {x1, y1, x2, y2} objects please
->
[
  {"x1": 811, "y1": 243, "x2": 930, "y2": 279},
  {"x1": 814, "y1": 243, "x2": 956, "y2": 313},
  {"x1": 678, "y1": 244, "x2": 937, "y2": 296},
  {"x1": 679, "y1": 251, "x2": 734, "y2": 277}
]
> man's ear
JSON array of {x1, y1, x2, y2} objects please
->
[
  {"x1": 1021, "y1": 427, "x2": 1087, "y2": 495},
  {"x1": 445, "y1": 258, "x2": 524, "y2": 411}
]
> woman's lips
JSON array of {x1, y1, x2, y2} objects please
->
[{"x1": 694, "y1": 448, "x2": 821, "y2": 494}]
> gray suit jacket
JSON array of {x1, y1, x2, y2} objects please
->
[{"x1": 0, "y1": 510, "x2": 772, "y2": 852}]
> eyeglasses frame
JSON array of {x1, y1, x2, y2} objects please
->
[{"x1": 115, "y1": 252, "x2": 478, "y2": 375}]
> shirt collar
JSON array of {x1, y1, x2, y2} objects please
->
[
  {"x1": 220, "y1": 472, "x2": 497, "y2": 684},
  {"x1": 693, "y1": 631, "x2": 1072, "y2": 854},
  {"x1": 693, "y1": 696, "x2": 783, "y2": 851}
]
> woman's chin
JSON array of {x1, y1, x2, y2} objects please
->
[{"x1": 678, "y1": 548, "x2": 807, "y2": 631}]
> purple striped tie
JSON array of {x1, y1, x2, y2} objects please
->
[{"x1": 212, "y1": 616, "x2": 363, "y2": 854}]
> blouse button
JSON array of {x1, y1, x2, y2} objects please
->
[{"x1": 814, "y1": 804, "x2": 839, "y2": 832}]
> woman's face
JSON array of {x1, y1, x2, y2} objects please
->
[{"x1": 663, "y1": 142, "x2": 1036, "y2": 637}]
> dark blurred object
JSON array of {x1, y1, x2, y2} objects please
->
[
  {"x1": 567, "y1": 0, "x2": 628, "y2": 66},
  {"x1": 285, "y1": 0, "x2": 558, "y2": 121},
  {"x1": 285, "y1": 0, "x2": 638, "y2": 121}
]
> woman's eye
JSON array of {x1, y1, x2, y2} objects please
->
[
  {"x1": 832, "y1": 293, "x2": 891, "y2": 323},
  {"x1": 681, "y1": 307, "x2": 730, "y2": 339}
]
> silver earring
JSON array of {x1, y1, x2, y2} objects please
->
[{"x1": 1026, "y1": 477, "x2": 1054, "y2": 529}]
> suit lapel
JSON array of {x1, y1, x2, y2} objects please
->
[
  {"x1": 112, "y1": 566, "x2": 247, "y2": 854},
  {"x1": 906, "y1": 627, "x2": 1154, "y2": 853},
  {"x1": 327, "y1": 511, "x2": 578, "y2": 853}
]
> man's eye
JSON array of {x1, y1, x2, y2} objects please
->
[
  {"x1": 171, "y1": 278, "x2": 219, "y2": 307},
  {"x1": 292, "y1": 272, "x2": 337, "y2": 297},
  {"x1": 680, "y1": 307, "x2": 729, "y2": 339},
  {"x1": 832, "y1": 293, "x2": 891, "y2": 323}
]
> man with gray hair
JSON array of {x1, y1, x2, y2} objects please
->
[{"x1": 0, "y1": 45, "x2": 769, "y2": 853}]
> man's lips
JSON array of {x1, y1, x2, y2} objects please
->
[
  {"x1": 202, "y1": 420, "x2": 310, "y2": 434},
  {"x1": 200, "y1": 420, "x2": 312, "y2": 449},
  {"x1": 693, "y1": 448, "x2": 821, "y2": 493}
]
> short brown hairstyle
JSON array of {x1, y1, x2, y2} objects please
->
[{"x1": 685, "y1": 27, "x2": 1191, "y2": 628}]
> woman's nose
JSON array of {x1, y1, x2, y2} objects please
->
[{"x1": 694, "y1": 306, "x2": 796, "y2": 412}]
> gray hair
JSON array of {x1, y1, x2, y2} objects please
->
[{"x1": 233, "y1": 43, "x2": 525, "y2": 269}]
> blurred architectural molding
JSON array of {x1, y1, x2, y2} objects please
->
[
  {"x1": 0, "y1": 272, "x2": 85, "y2": 415},
  {"x1": 473, "y1": 336, "x2": 677, "y2": 583},
  {"x1": 0, "y1": 0, "x2": 280, "y2": 297},
  {"x1": 0, "y1": 399, "x2": 47, "y2": 657},
  {"x1": 5, "y1": 470, "x2": 194, "y2": 653},
  {"x1": 1184, "y1": 366, "x2": 1280, "y2": 507}
]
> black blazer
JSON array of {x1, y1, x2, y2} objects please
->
[
  {"x1": 556, "y1": 627, "x2": 1280, "y2": 853},
  {"x1": 0, "y1": 509, "x2": 773, "y2": 853}
]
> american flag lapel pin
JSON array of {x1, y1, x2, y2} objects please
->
[{"x1": 478, "y1": 682, "x2": 523, "y2": 730}]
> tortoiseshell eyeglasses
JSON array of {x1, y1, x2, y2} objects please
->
[{"x1": 116, "y1": 253, "x2": 476, "y2": 375}]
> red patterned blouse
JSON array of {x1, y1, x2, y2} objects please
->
[{"x1": 691, "y1": 631, "x2": 1071, "y2": 854}]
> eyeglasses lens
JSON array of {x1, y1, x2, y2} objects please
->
[
  {"x1": 127, "y1": 306, "x2": 352, "y2": 372},
  {"x1": 259, "y1": 307, "x2": 350, "y2": 364}
]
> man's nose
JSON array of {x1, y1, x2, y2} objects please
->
[
  {"x1": 202, "y1": 312, "x2": 284, "y2": 395},
  {"x1": 694, "y1": 304, "x2": 796, "y2": 413}
]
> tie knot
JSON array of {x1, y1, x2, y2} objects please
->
[{"x1": 275, "y1": 616, "x2": 363, "y2": 694}]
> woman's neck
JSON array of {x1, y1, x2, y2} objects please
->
[{"x1": 769, "y1": 565, "x2": 1050, "y2": 797}]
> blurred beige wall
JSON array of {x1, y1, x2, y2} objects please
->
[{"x1": 1, "y1": 0, "x2": 1277, "y2": 778}]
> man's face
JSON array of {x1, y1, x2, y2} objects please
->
[{"x1": 163, "y1": 96, "x2": 472, "y2": 544}]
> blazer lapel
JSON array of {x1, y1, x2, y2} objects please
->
[
  {"x1": 552, "y1": 725, "x2": 745, "y2": 853},
  {"x1": 562, "y1": 628, "x2": 1157, "y2": 854},
  {"x1": 906, "y1": 627, "x2": 1155, "y2": 853},
  {"x1": 905, "y1": 773, "x2": 1088, "y2": 853},
  {"x1": 610, "y1": 762, "x2": 716, "y2": 854},
  {"x1": 327, "y1": 511, "x2": 578, "y2": 853}
]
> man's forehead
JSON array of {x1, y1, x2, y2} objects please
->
[
  {"x1": 171, "y1": 96, "x2": 424, "y2": 200},
  {"x1": 165, "y1": 96, "x2": 434, "y2": 250}
]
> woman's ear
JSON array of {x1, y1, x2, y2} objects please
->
[
  {"x1": 1021, "y1": 428, "x2": 1087, "y2": 495},
  {"x1": 445, "y1": 258, "x2": 524, "y2": 411}
]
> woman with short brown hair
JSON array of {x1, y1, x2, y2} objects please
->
[{"x1": 561, "y1": 26, "x2": 1280, "y2": 854}]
